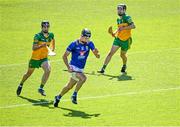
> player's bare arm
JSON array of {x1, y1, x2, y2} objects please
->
[
  {"x1": 32, "y1": 43, "x2": 46, "y2": 50},
  {"x1": 118, "y1": 22, "x2": 136, "y2": 32},
  {"x1": 62, "y1": 51, "x2": 72, "y2": 72},
  {"x1": 92, "y1": 48, "x2": 100, "y2": 58},
  {"x1": 51, "y1": 39, "x2": 55, "y2": 51}
]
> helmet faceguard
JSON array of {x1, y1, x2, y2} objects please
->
[
  {"x1": 81, "y1": 28, "x2": 91, "y2": 38},
  {"x1": 117, "y1": 4, "x2": 127, "y2": 11},
  {"x1": 41, "y1": 20, "x2": 50, "y2": 27},
  {"x1": 117, "y1": 4, "x2": 127, "y2": 16}
]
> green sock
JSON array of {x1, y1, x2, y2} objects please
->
[
  {"x1": 102, "y1": 65, "x2": 107, "y2": 70},
  {"x1": 40, "y1": 84, "x2": 44, "y2": 89}
]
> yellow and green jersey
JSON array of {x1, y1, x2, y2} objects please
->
[
  {"x1": 116, "y1": 14, "x2": 133, "y2": 41},
  {"x1": 31, "y1": 32, "x2": 54, "y2": 60}
]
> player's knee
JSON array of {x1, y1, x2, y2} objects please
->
[
  {"x1": 120, "y1": 54, "x2": 123, "y2": 58},
  {"x1": 120, "y1": 53, "x2": 126, "y2": 58},
  {"x1": 45, "y1": 67, "x2": 51, "y2": 74},
  {"x1": 48, "y1": 68, "x2": 51, "y2": 73},
  {"x1": 81, "y1": 76, "x2": 87, "y2": 82}
]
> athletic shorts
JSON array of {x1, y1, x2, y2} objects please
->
[
  {"x1": 70, "y1": 65, "x2": 84, "y2": 81},
  {"x1": 29, "y1": 58, "x2": 48, "y2": 68},
  {"x1": 113, "y1": 37, "x2": 132, "y2": 51}
]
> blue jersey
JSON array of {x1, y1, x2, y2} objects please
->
[{"x1": 67, "y1": 40, "x2": 95, "y2": 69}]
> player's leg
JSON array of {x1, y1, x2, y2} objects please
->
[
  {"x1": 120, "y1": 38, "x2": 132, "y2": 73},
  {"x1": 20, "y1": 68, "x2": 35, "y2": 85},
  {"x1": 38, "y1": 60, "x2": 51, "y2": 96},
  {"x1": 58, "y1": 78, "x2": 77, "y2": 97},
  {"x1": 54, "y1": 78, "x2": 77, "y2": 107},
  {"x1": 120, "y1": 50, "x2": 127, "y2": 73},
  {"x1": 98, "y1": 37, "x2": 121, "y2": 73},
  {"x1": 98, "y1": 45, "x2": 119, "y2": 73},
  {"x1": 16, "y1": 68, "x2": 35, "y2": 96},
  {"x1": 71, "y1": 73, "x2": 87, "y2": 104}
]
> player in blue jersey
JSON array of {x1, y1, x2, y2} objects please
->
[{"x1": 54, "y1": 28, "x2": 100, "y2": 107}]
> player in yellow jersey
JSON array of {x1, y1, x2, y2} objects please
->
[
  {"x1": 16, "y1": 21, "x2": 55, "y2": 96},
  {"x1": 98, "y1": 4, "x2": 135, "y2": 74}
]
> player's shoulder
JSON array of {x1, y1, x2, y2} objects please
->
[
  {"x1": 34, "y1": 32, "x2": 41, "y2": 37},
  {"x1": 123, "y1": 14, "x2": 133, "y2": 24},
  {"x1": 34, "y1": 32, "x2": 42, "y2": 39},
  {"x1": 87, "y1": 41, "x2": 95, "y2": 48},
  {"x1": 48, "y1": 32, "x2": 54, "y2": 37},
  {"x1": 123, "y1": 14, "x2": 132, "y2": 20},
  {"x1": 67, "y1": 40, "x2": 78, "y2": 51},
  {"x1": 69, "y1": 39, "x2": 78, "y2": 46},
  {"x1": 72, "y1": 39, "x2": 79, "y2": 44},
  {"x1": 87, "y1": 41, "x2": 94, "y2": 45}
]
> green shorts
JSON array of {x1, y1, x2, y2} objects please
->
[
  {"x1": 113, "y1": 37, "x2": 132, "y2": 51},
  {"x1": 29, "y1": 58, "x2": 48, "y2": 68}
]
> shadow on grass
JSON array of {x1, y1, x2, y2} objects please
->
[
  {"x1": 18, "y1": 96, "x2": 53, "y2": 108},
  {"x1": 60, "y1": 107, "x2": 100, "y2": 119},
  {"x1": 102, "y1": 73, "x2": 134, "y2": 81},
  {"x1": 63, "y1": 69, "x2": 134, "y2": 81}
]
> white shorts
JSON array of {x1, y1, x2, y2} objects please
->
[{"x1": 70, "y1": 65, "x2": 84, "y2": 81}]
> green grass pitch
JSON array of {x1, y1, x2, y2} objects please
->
[{"x1": 0, "y1": 0, "x2": 180, "y2": 126}]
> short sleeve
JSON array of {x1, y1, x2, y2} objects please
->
[
  {"x1": 33, "y1": 34, "x2": 40, "y2": 44},
  {"x1": 50, "y1": 33, "x2": 54, "y2": 39},
  {"x1": 66, "y1": 42, "x2": 76, "y2": 52},
  {"x1": 126, "y1": 16, "x2": 133, "y2": 25},
  {"x1": 88, "y1": 42, "x2": 95, "y2": 51},
  {"x1": 117, "y1": 18, "x2": 121, "y2": 25}
]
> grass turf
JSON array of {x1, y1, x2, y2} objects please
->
[{"x1": 0, "y1": 0, "x2": 180, "y2": 126}]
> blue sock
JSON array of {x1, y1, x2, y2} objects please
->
[
  {"x1": 73, "y1": 91, "x2": 77, "y2": 96},
  {"x1": 19, "y1": 83, "x2": 23, "y2": 87},
  {"x1": 57, "y1": 95, "x2": 62, "y2": 100}
]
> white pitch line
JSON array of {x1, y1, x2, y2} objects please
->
[
  {"x1": 0, "y1": 86, "x2": 180, "y2": 109},
  {"x1": 0, "y1": 47, "x2": 180, "y2": 68}
]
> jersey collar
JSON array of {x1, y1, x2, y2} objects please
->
[{"x1": 41, "y1": 31, "x2": 49, "y2": 38}]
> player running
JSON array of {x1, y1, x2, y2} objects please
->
[
  {"x1": 98, "y1": 4, "x2": 135, "y2": 74},
  {"x1": 54, "y1": 28, "x2": 100, "y2": 107},
  {"x1": 16, "y1": 21, "x2": 55, "y2": 96}
]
